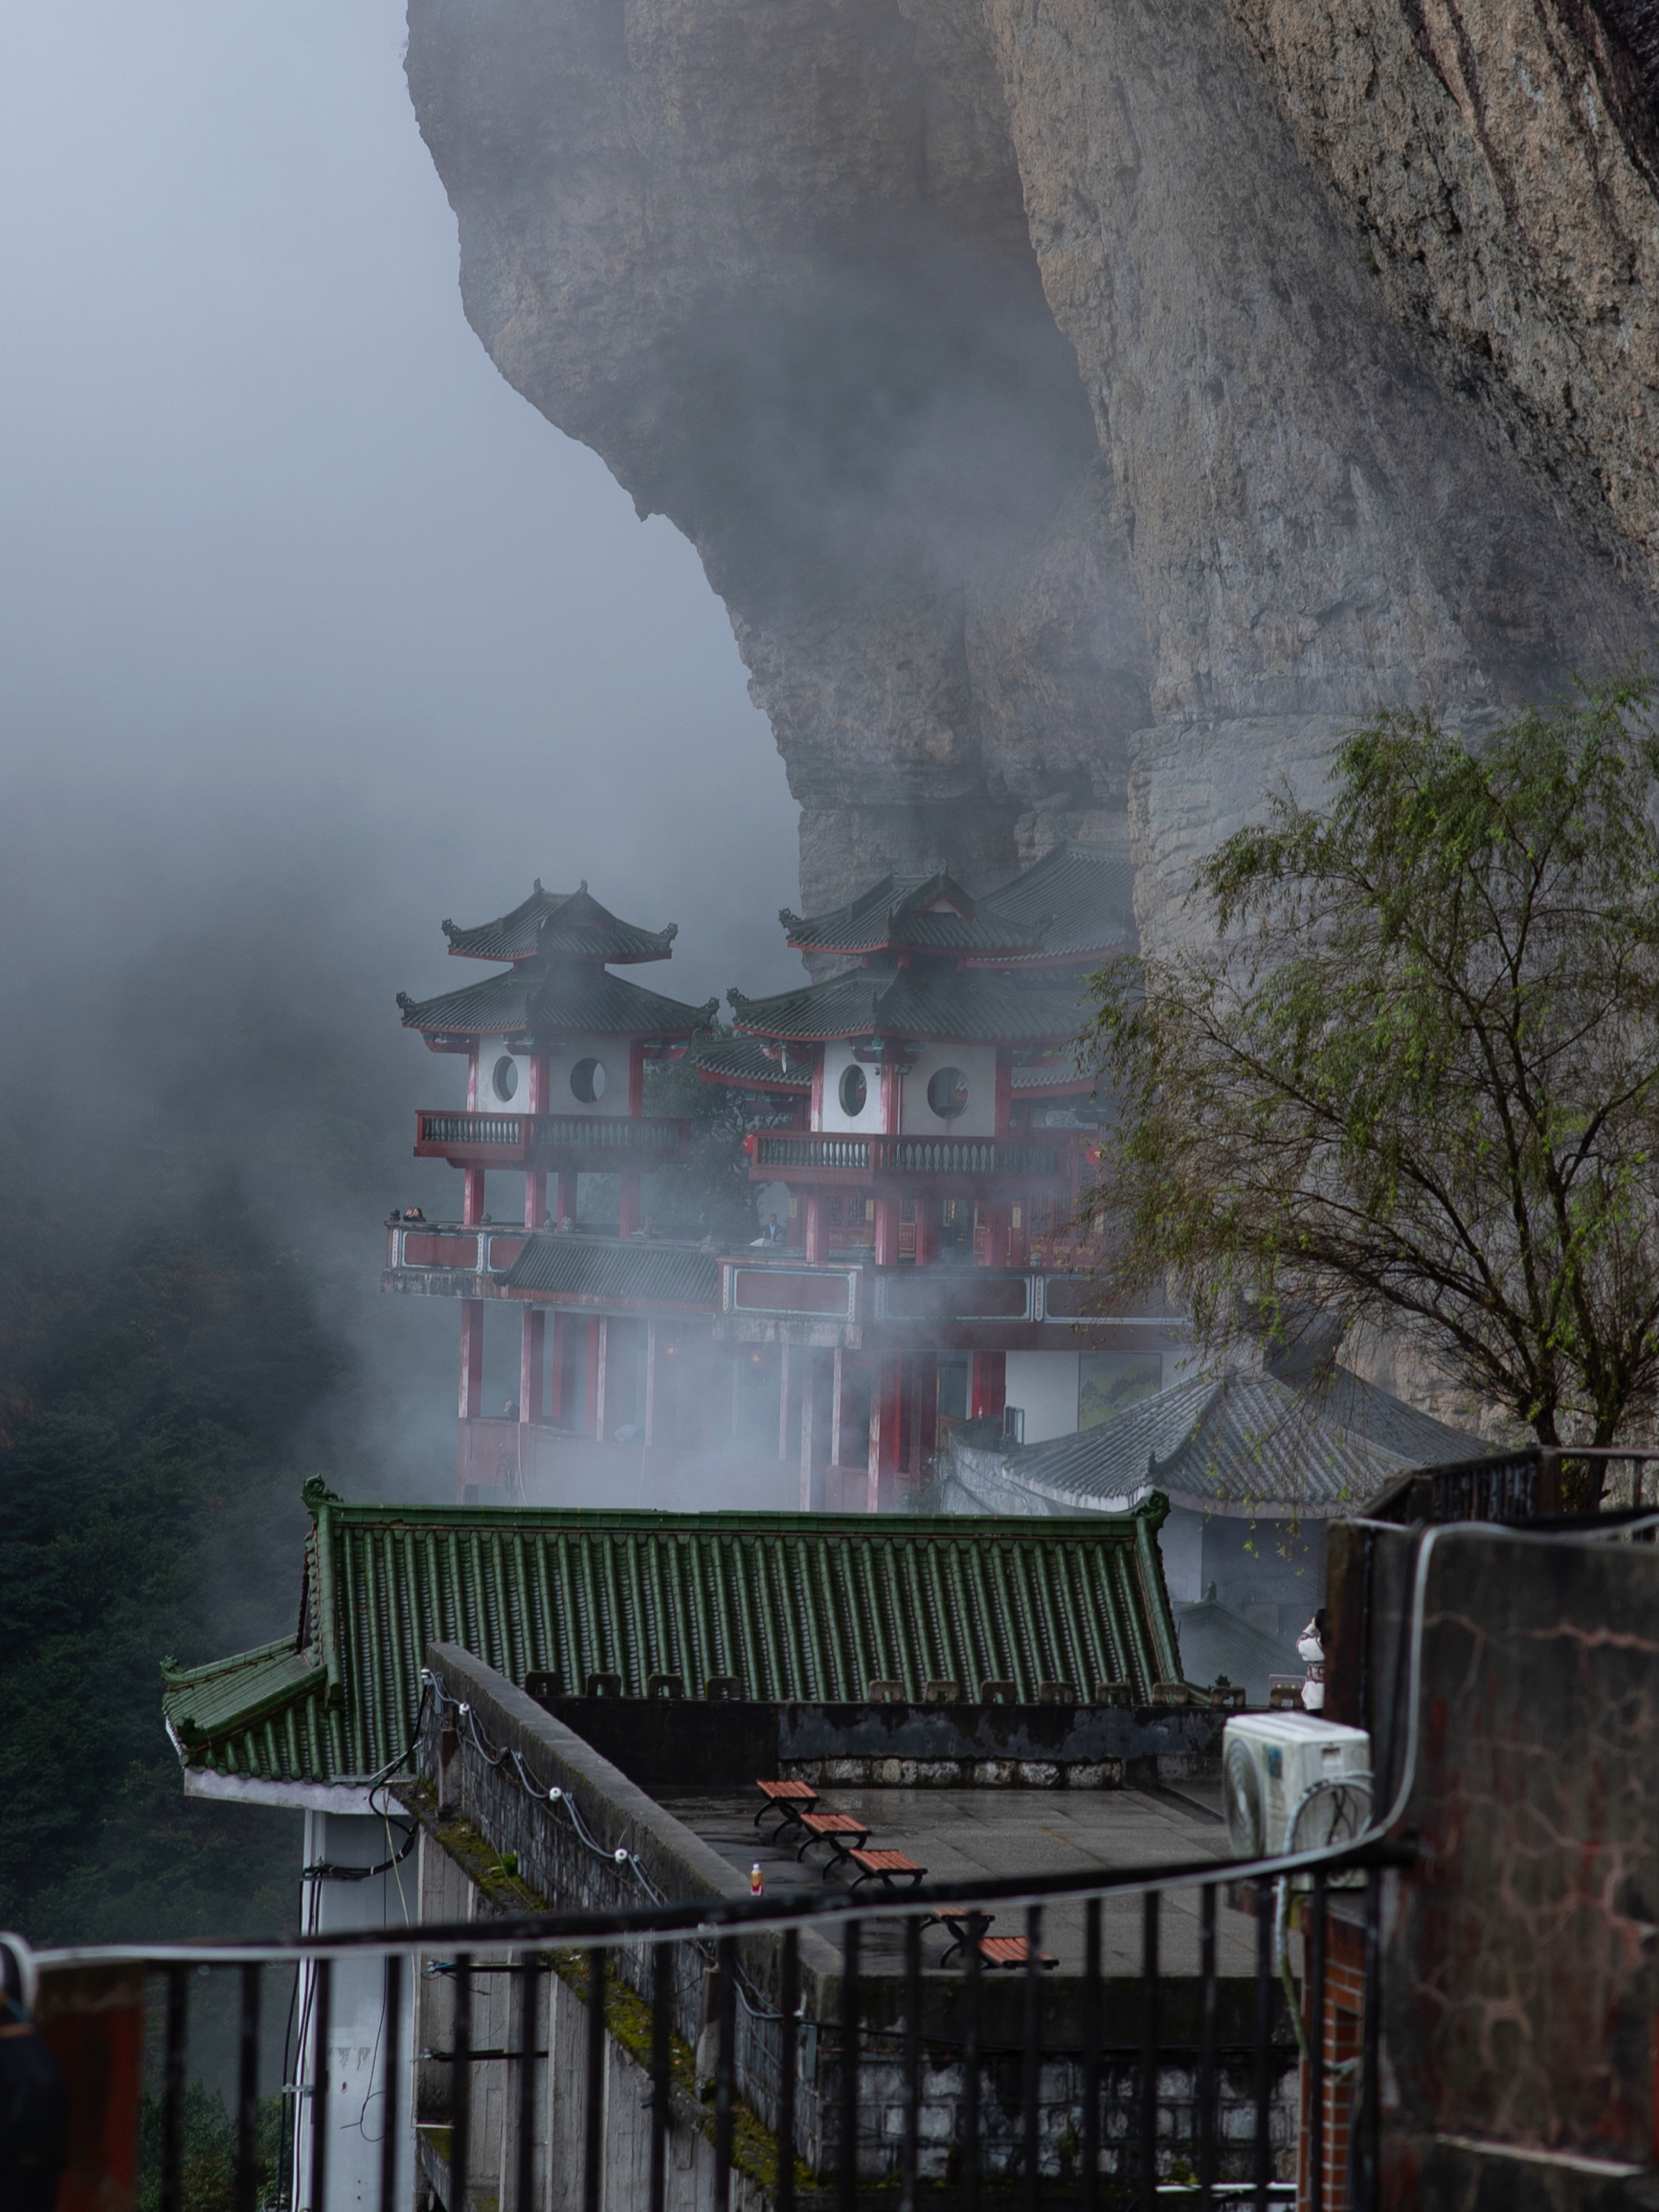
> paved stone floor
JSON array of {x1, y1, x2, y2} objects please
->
[{"x1": 656, "y1": 1779, "x2": 1265, "y2": 1979}]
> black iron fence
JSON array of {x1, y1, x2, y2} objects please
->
[{"x1": 38, "y1": 1830, "x2": 1401, "y2": 2212}]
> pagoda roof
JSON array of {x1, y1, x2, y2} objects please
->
[
  {"x1": 442, "y1": 880, "x2": 679, "y2": 964},
  {"x1": 976, "y1": 843, "x2": 1136, "y2": 965},
  {"x1": 781, "y1": 870, "x2": 1047, "y2": 959},
  {"x1": 161, "y1": 1485, "x2": 1189, "y2": 1791},
  {"x1": 727, "y1": 965, "x2": 1087, "y2": 1046},
  {"x1": 691, "y1": 1033, "x2": 813, "y2": 1094},
  {"x1": 397, "y1": 966, "x2": 717, "y2": 1042},
  {"x1": 941, "y1": 1365, "x2": 1479, "y2": 1522}
]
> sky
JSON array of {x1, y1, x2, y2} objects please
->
[{"x1": 0, "y1": 0, "x2": 802, "y2": 1488}]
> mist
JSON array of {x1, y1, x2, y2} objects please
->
[{"x1": 0, "y1": 0, "x2": 807, "y2": 1510}]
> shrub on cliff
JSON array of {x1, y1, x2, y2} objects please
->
[{"x1": 1081, "y1": 666, "x2": 1659, "y2": 1491}]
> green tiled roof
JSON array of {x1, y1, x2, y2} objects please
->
[
  {"x1": 397, "y1": 967, "x2": 717, "y2": 1040},
  {"x1": 503, "y1": 1232, "x2": 720, "y2": 1308},
  {"x1": 442, "y1": 882, "x2": 678, "y2": 965},
  {"x1": 727, "y1": 967, "x2": 1086, "y2": 1046},
  {"x1": 163, "y1": 1491, "x2": 1189, "y2": 1791}
]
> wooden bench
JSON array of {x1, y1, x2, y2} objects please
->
[
  {"x1": 753, "y1": 1778, "x2": 818, "y2": 1838},
  {"x1": 931, "y1": 1914, "x2": 1055, "y2": 1970},
  {"x1": 976, "y1": 1935, "x2": 1058, "y2": 1971},
  {"x1": 846, "y1": 1848, "x2": 927, "y2": 1893},
  {"x1": 794, "y1": 1812, "x2": 872, "y2": 1871}
]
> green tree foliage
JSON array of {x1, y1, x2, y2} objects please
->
[
  {"x1": 1081, "y1": 669, "x2": 1659, "y2": 1469},
  {"x1": 641, "y1": 1036, "x2": 763, "y2": 1242},
  {"x1": 137, "y1": 2084, "x2": 283, "y2": 2212},
  {"x1": 0, "y1": 1128, "x2": 346, "y2": 1940}
]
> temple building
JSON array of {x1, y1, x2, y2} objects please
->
[{"x1": 384, "y1": 849, "x2": 1188, "y2": 1508}]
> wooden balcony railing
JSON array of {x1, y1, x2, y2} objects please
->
[
  {"x1": 415, "y1": 1111, "x2": 692, "y2": 1164},
  {"x1": 751, "y1": 1134, "x2": 1063, "y2": 1178}
]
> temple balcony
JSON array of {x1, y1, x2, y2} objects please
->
[
  {"x1": 748, "y1": 1131, "x2": 1071, "y2": 1184},
  {"x1": 414, "y1": 1107, "x2": 692, "y2": 1170}
]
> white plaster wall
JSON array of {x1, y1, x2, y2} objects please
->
[
  {"x1": 1003, "y1": 1350, "x2": 1080, "y2": 1443},
  {"x1": 1159, "y1": 1507, "x2": 1205, "y2": 1602},
  {"x1": 480, "y1": 1048, "x2": 534, "y2": 1110},
  {"x1": 900, "y1": 1041, "x2": 997, "y2": 1138},
  {"x1": 818, "y1": 1040, "x2": 880, "y2": 1133},
  {"x1": 545, "y1": 1032, "x2": 629, "y2": 1116},
  {"x1": 292, "y1": 1813, "x2": 416, "y2": 2212}
]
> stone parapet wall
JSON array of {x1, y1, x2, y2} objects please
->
[{"x1": 411, "y1": 1643, "x2": 1298, "y2": 2202}]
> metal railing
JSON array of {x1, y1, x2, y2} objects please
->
[
  {"x1": 1368, "y1": 1447, "x2": 1659, "y2": 1526},
  {"x1": 37, "y1": 1832, "x2": 1398, "y2": 2212},
  {"x1": 753, "y1": 1135, "x2": 1064, "y2": 1177}
]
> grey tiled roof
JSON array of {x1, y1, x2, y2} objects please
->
[
  {"x1": 397, "y1": 967, "x2": 717, "y2": 1039},
  {"x1": 728, "y1": 967, "x2": 1087, "y2": 1045},
  {"x1": 442, "y1": 882, "x2": 677, "y2": 964},
  {"x1": 503, "y1": 1232, "x2": 721, "y2": 1308},
  {"x1": 943, "y1": 1365, "x2": 1479, "y2": 1519},
  {"x1": 692, "y1": 1033, "x2": 812, "y2": 1093},
  {"x1": 978, "y1": 844, "x2": 1136, "y2": 965},
  {"x1": 782, "y1": 871, "x2": 1046, "y2": 958}
]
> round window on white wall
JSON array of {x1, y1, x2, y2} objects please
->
[
  {"x1": 570, "y1": 1057, "x2": 608, "y2": 1104},
  {"x1": 491, "y1": 1054, "x2": 519, "y2": 1103},
  {"x1": 927, "y1": 1066, "x2": 968, "y2": 1119},
  {"x1": 839, "y1": 1064, "x2": 867, "y2": 1117}
]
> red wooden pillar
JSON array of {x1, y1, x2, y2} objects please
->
[
  {"x1": 548, "y1": 1314, "x2": 566, "y2": 1425},
  {"x1": 971, "y1": 1351, "x2": 1006, "y2": 1424},
  {"x1": 867, "y1": 1355, "x2": 903, "y2": 1513},
  {"x1": 982, "y1": 1200, "x2": 1012, "y2": 1269},
  {"x1": 908, "y1": 1355, "x2": 937, "y2": 1495},
  {"x1": 912, "y1": 1193, "x2": 936, "y2": 1267},
  {"x1": 798, "y1": 1352, "x2": 828, "y2": 1510},
  {"x1": 519, "y1": 1307, "x2": 545, "y2": 1426},
  {"x1": 872, "y1": 1194, "x2": 900, "y2": 1266},
  {"x1": 830, "y1": 1345, "x2": 845, "y2": 1474},
  {"x1": 555, "y1": 1172, "x2": 577, "y2": 1227},
  {"x1": 525, "y1": 1170, "x2": 547, "y2": 1230},
  {"x1": 459, "y1": 1301, "x2": 485, "y2": 1419},
  {"x1": 618, "y1": 1168, "x2": 642, "y2": 1238},
  {"x1": 804, "y1": 1190, "x2": 824, "y2": 1263},
  {"x1": 594, "y1": 1318, "x2": 610, "y2": 1439},
  {"x1": 585, "y1": 1319, "x2": 601, "y2": 1439},
  {"x1": 462, "y1": 1166, "x2": 485, "y2": 1227}
]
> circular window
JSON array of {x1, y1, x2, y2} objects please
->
[
  {"x1": 491, "y1": 1054, "x2": 519, "y2": 1103},
  {"x1": 570, "y1": 1056, "x2": 607, "y2": 1104},
  {"x1": 927, "y1": 1066, "x2": 968, "y2": 1119},
  {"x1": 839, "y1": 1063, "x2": 867, "y2": 1117}
]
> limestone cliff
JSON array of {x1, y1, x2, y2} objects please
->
[{"x1": 406, "y1": 0, "x2": 1659, "y2": 917}]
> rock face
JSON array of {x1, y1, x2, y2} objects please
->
[{"x1": 406, "y1": 0, "x2": 1659, "y2": 917}]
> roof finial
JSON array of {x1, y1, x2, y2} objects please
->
[
  {"x1": 533, "y1": 877, "x2": 544, "y2": 893},
  {"x1": 579, "y1": 878, "x2": 588, "y2": 893}
]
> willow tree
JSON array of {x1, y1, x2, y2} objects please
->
[{"x1": 1080, "y1": 668, "x2": 1659, "y2": 1474}]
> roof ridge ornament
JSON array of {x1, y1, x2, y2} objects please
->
[{"x1": 302, "y1": 1475, "x2": 343, "y2": 1518}]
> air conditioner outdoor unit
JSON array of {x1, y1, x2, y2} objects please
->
[{"x1": 1222, "y1": 1710, "x2": 1372, "y2": 1862}]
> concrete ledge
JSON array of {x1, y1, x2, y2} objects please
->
[
  {"x1": 420, "y1": 1641, "x2": 845, "y2": 2000},
  {"x1": 525, "y1": 1692, "x2": 1225, "y2": 1790}
]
